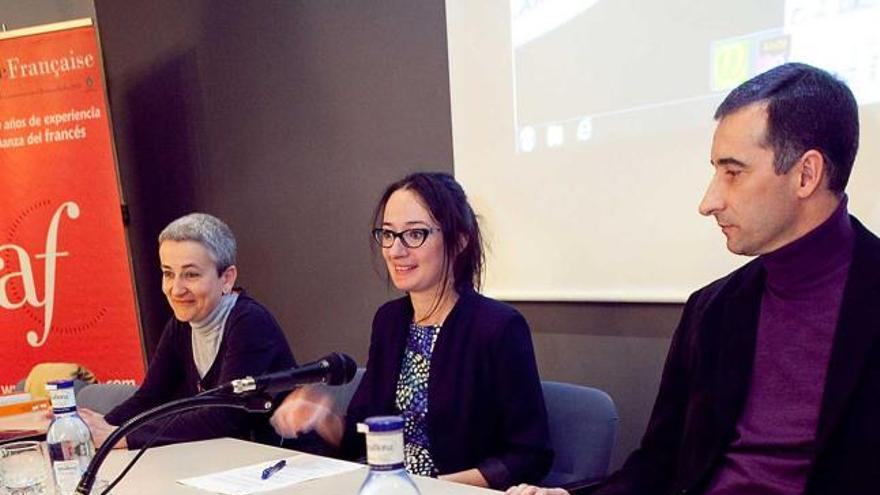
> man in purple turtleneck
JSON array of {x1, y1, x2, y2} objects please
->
[{"x1": 508, "y1": 64, "x2": 880, "y2": 495}]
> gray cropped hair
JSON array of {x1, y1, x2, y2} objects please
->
[{"x1": 158, "y1": 213, "x2": 237, "y2": 273}]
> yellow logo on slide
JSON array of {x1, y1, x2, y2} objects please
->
[{"x1": 712, "y1": 39, "x2": 751, "y2": 92}]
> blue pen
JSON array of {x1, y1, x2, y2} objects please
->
[{"x1": 261, "y1": 459, "x2": 287, "y2": 480}]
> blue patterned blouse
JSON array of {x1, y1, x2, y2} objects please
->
[{"x1": 395, "y1": 322, "x2": 442, "y2": 477}]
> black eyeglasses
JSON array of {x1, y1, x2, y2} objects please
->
[{"x1": 371, "y1": 227, "x2": 440, "y2": 248}]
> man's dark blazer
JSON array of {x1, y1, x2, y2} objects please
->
[{"x1": 593, "y1": 217, "x2": 880, "y2": 495}]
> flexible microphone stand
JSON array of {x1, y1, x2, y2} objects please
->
[{"x1": 75, "y1": 389, "x2": 274, "y2": 495}]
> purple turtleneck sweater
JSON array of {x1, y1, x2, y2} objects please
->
[{"x1": 706, "y1": 199, "x2": 855, "y2": 495}]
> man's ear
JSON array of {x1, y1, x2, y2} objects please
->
[{"x1": 795, "y1": 149, "x2": 826, "y2": 199}]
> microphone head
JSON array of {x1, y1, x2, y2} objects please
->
[{"x1": 325, "y1": 352, "x2": 358, "y2": 386}]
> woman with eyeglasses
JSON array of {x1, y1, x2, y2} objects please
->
[
  {"x1": 79, "y1": 213, "x2": 297, "y2": 449},
  {"x1": 270, "y1": 172, "x2": 552, "y2": 490}
]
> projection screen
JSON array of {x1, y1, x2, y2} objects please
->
[{"x1": 446, "y1": 0, "x2": 880, "y2": 302}]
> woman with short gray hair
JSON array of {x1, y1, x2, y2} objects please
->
[
  {"x1": 158, "y1": 213, "x2": 237, "y2": 273},
  {"x1": 79, "y1": 213, "x2": 297, "y2": 449}
]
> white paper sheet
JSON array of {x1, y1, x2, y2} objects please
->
[{"x1": 177, "y1": 454, "x2": 363, "y2": 495}]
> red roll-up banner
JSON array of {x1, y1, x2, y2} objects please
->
[{"x1": 0, "y1": 19, "x2": 145, "y2": 392}]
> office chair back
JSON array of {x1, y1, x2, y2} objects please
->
[
  {"x1": 540, "y1": 380, "x2": 618, "y2": 489},
  {"x1": 76, "y1": 383, "x2": 137, "y2": 415}
]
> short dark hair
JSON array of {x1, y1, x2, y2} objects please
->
[
  {"x1": 372, "y1": 172, "x2": 484, "y2": 301},
  {"x1": 714, "y1": 62, "x2": 859, "y2": 192}
]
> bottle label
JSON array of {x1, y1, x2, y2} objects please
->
[
  {"x1": 48, "y1": 387, "x2": 77, "y2": 414},
  {"x1": 52, "y1": 459, "x2": 82, "y2": 494},
  {"x1": 365, "y1": 431, "x2": 405, "y2": 468},
  {"x1": 49, "y1": 438, "x2": 94, "y2": 462}
]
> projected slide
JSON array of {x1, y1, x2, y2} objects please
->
[
  {"x1": 512, "y1": 0, "x2": 880, "y2": 154},
  {"x1": 446, "y1": 0, "x2": 880, "y2": 301}
]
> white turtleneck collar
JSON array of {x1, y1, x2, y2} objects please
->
[{"x1": 190, "y1": 292, "x2": 239, "y2": 378}]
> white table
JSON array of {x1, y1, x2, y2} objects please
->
[
  {"x1": 0, "y1": 411, "x2": 50, "y2": 442},
  {"x1": 98, "y1": 437, "x2": 501, "y2": 494}
]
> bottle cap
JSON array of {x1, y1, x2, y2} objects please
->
[
  {"x1": 46, "y1": 379, "x2": 75, "y2": 390},
  {"x1": 359, "y1": 415, "x2": 404, "y2": 433},
  {"x1": 46, "y1": 379, "x2": 77, "y2": 413},
  {"x1": 359, "y1": 415, "x2": 406, "y2": 469}
]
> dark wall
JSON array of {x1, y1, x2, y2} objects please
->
[
  {"x1": 94, "y1": 2, "x2": 207, "y2": 355},
  {"x1": 6, "y1": 0, "x2": 685, "y2": 472},
  {"x1": 92, "y1": 0, "x2": 454, "y2": 363}
]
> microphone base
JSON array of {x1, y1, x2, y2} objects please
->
[{"x1": 75, "y1": 392, "x2": 274, "y2": 495}]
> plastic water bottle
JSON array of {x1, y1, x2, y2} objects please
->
[
  {"x1": 357, "y1": 415, "x2": 421, "y2": 495},
  {"x1": 45, "y1": 380, "x2": 95, "y2": 495}
]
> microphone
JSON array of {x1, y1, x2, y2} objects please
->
[
  {"x1": 76, "y1": 356, "x2": 357, "y2": 495},
  {"x1": 223, "y1": 352, "x2": 358, "y2": 395}
]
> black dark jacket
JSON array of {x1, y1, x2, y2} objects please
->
[
  {"x1": 105, "y1": 291, "x2": 296, "y2": 448},
  {"x1": 340, "y1": 288, "x2": 553, "y2": 489},
  {"x1": 593, "y1": 218, "x2": 880, "y2": 495}
]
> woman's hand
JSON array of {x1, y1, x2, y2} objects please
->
[
  {"x1": 269, "y1": 386, "x2": 343, "y2": 446},
  {"x1": 78, "y1": 408, "x2": 127, "y2": 449},
  {"x1": 505, "y1": 485, "x2": 570, "y2": 495}
]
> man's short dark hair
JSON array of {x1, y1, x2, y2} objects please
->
[{"x1": 714, "y1": 62, "x2": 859, "y2": 192}]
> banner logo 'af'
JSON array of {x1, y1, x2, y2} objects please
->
[{"x1": 0, "y1": 201, "x2": 79, "y2": 347}]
